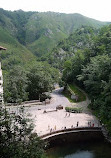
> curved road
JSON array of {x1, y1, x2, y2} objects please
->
[{"x1": 7, "y1": 87, "x2": 70, "y2": 111}]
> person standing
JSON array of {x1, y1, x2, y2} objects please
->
[
  {"x1": 65, "y1": 113, "x2": 67, "y2": 117},
  {"x1": 76, "y1": 121, "x2": 79, "y2": 127}
]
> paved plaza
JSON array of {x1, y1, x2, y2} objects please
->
[
  {"x1": 7, "y1": 88, "x2": 99, "y2": 136},
  {"x1": 32, "y1": 109, "x2": 98, "y2": 136}
]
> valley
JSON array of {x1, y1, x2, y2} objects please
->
[{"x1": 1, "y1": 8, "x2": 111, "y2": 158}]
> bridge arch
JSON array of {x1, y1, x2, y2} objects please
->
[{"x1": 40, "y1": 127, "x2": 104, "y2": 147}]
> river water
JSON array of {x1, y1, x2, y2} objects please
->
[{"x1": 47, "y1": 141, "x2": 111, "y2": 158}]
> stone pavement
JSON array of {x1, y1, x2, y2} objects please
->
[
  {"x1": 7, "y1": 88, "x2": 99, "y2": 137},
  {"x1": 31, "y1": 109, "x2": 99, "y2": 136}
]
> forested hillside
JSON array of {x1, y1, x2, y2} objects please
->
[
  {"x1": 1, "y1": 8, "x2": 111, "y2": 133},
  {"x1": 1, "y1": 7, "x2": 111, "y2": 158},
  {"x1": 0, "y1": 26, "x2": 36, "y2": 71},
  {"x1": 0, "y1": 8, "x2": 108, "y2": 58},
  {"x1": 61, "y1": 24, "x2": 111, "y2": 134},
  {"x1": 48, "y1": 26, "x2": 98, "y2": 70}
]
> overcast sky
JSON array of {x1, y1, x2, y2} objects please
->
[{"x1": 0, "y1": 0, "x2": 111, "y2": 22}]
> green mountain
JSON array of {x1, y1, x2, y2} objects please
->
[
  {"x1": 0, "y1": 25, "x2": 36, "y2": 71},
  {"x1": 25, "y1": 12, "x2": 108, "y2": 56},
  {"x1": 0, "y1": 8, "x2": 109, "y2": 59},
  {"x1": 48, "y1": 26, "x2": 98, "y2": 69}
]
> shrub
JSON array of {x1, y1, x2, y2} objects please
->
[{"x1": 65, "y1": 107, "x2": 82, "y2": 113}]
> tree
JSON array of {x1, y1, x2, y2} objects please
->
[
  {"x1": 78, "y1": 55, "x2": 111, "y2": 97},
  {"x1": 0, "y1": 106, "x2": 45, "y2": 158},
  {"x1": 62, "y1": 50, "x2": 86, "y2": 85},
  {"x1": 61, "y1": 25, "x2": 111, "y2": 135},
  {"x1": 27, "y1": 63, "x2": 56, "y2": 100},
  {"x1": 4, "y1": 66, "x2": 28, "y2": 103},
  {"x1": 62, "y1": 60, "x2": 72, "y2": 83}
]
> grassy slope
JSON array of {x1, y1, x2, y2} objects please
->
[
  {"x1": 25, "y1": 12, "x2": 67, "y2": 56},
  {"x1": 63, "y1": 84, "x2": 86, "y2": 103},
  {"x1": 69, "y1": 84, "x2": 86, "y2": 101},
  {"x1": 0, "y1": 9, "x2": 109, "y2": 59},
  {"x1": 0, "y1": 26, "x2": 36, "y2": 71},
  {"x1": 25, "y1": 12, "x2": 108, "y2": 57}
]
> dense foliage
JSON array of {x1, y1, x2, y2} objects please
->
[
  {"x1": 4, "y1": 62, "x2": 59, "y2": 103},
  {"x1": 0, "y1": 106, "x2": 45, "y2": 158},
  {"x1": 0, "y1": 8, "x2": 108, "y2": 58},
  {"x1": 65, "y1": 107, "x2": 82, "y2": 113},
  {"x1": 1, "y1": 8, "x2": 111, "y2": 158},
  {"x1": 49, "y1": 26, "x2": 98, "y2": 70},
  {"x1": 4, "y1": 66, "x2": 28, "y2": 103},
  {"x1": 62, "y1": 25, "x2": 111, "y2": 134},
  {"x1": 27, "y1": 62, "x2": 59, "y2": 100}
]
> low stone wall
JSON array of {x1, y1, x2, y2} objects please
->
[
  {"x1": 23, "y1": 100, "x2": 40, "y2": 104},
  {"x1": 6, "y1": 98, "x2": 52, "y2": 106}
]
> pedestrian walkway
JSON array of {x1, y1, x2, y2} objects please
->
[
  {"x1": 32, "y1": 109, "x2": 98, "y2": 136},
  {"x1": 7, "y1": 88, "x2": 99, "y2": 137}
]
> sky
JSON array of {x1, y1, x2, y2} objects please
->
[{"x1": 0, "y1": 0, "x2": 111, "y2": 22}]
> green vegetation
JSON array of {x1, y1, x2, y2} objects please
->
[
  {"x1": 0, "y1": 9, "x2": 108, "y2": 90},
  {"x1": 68, "y1": 84, "x2": 86, "y2": 101},
  {"x1": 1, "y1": 8, "x2": 111, "y2": 157},
  {"x1": 65, "y1": 107, "x2": 82, "y2": 113},
  {"x1": 0, "y1": 8, "x2": 108, "y2": 59},
  {"x1": 61, "y1": 24, "x2": 111, "y2": 135},
  {"x1": 4, "y1": 66, "x2": 28, "y2": 103},
  {"x1": 1, "y1": 7, "x2": 111, "y2": 138},
  {"x1": 0, "y1": 25, "x2": 36, "y2": 71},
  {"x1": 62, "y1": 91, "x2": 75, "y2": 103},
  {"x1": 4, "y1": 62, "x2": 59, "y2": 103},
  {"x1": 27, "y1": 62, "x2": 59, "y2": 101},
  {"x1": 48, "y1": 26, "x2": 98, "y2": 69},
  {"x1": 63, "y1": 84, "x2": 86, "y2": 103},
  {"x1": 0, "y1": 106, "x2": 45, "y2": 158}
]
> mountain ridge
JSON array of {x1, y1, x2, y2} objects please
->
[{"x1": 0, "y1": 8, "x2": 110, "y2": 68}]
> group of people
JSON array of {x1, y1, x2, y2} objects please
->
[
  {"x1": 48, "y1": 121, "x2": 97, "y2": 134},
  {"x1": 71, "y1": 122, "x2": 79, "y2": 128},
  {"x1": 65, "y1": 112, "x2": 70, "y2": 117},
  {"x1": 48, "y1": 121, "x2": 80, "y2": 133},
  {"x1": 48, "y1": 125, "x2": 56, "y2": 133},
  {"x1": 88, "y1": 121, "x2": 94, "y2": 127}
]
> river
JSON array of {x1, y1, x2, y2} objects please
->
[{"x1": 47, "y1": 141, "x2": 111, "y2": 158}]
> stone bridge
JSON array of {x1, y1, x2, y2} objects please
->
[{"x1": 40, "y1": 127, "x2": 104, "y2": 147}]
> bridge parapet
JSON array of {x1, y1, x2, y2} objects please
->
[
  {"x1": 40, "y1": 127, "x2": 104, "y2": 147},
  {"x1": 40, "y1": 127, "x2": 102, "y2": 140}
]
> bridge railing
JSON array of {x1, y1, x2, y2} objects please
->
[{"x1": 40, "y1": 126, "x2": 102, "y2": 139}]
